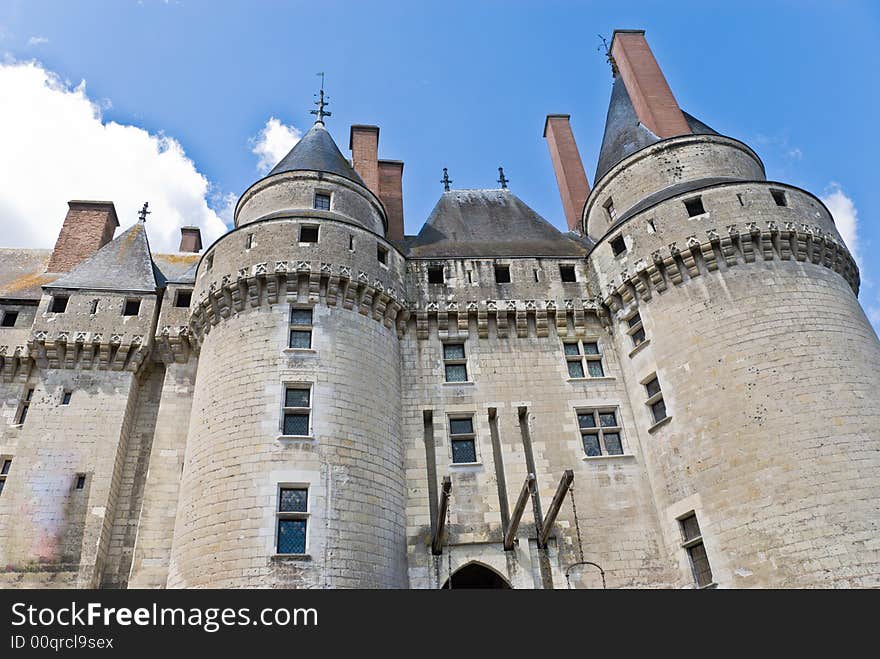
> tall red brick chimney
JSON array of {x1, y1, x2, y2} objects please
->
[
  {"x1": 378, "y1": 160, "x2": 405, "y2": 242},
  {"x1": 350, "y1": 124, "x2": 405, "y2": 241},
  {"x1": 543, "y1": 115, "x2": 591, "y2": 233},
  {"x1": 179, "y1": 226, "x2": 203, "y2": 253},
  {"x1": 610, "y1": 29, "x2": 691, "y2": 138},
  {"x1": 47, "y1": 200, "x2": 119, "y2": 272},
  {"x1": 349, "y1": 125, "x2": 380, "y2": 194}
]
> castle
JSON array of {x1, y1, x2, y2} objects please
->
[{"x1": 1, "y1": 30, "x2": 878, "y2": 589}]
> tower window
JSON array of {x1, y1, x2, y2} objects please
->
[
  {"x1": 299, "y1": 225, "x2": 319, "y2": 243},
  {"x1": 577, "y1": 408, "x2": 624, "y2": 457},
  {"x1": 564, "y1": 340, "x2": 605, "y2": 378},
  {"x1": 1, "y1": 311, "x2": 18, "y2": 327},
  {"x1": 16, "y1": 388, "x2": 33, "y2": 425},
  {"x1": 626, "y1": 312, "x2": 647, "y2": 349},
  {"x1": 443, "y1": 342, "x2": 468, "y2": 382},
  {"x1": 75, "y1": 474, "x2": 86, "y2": 490},
  {"x1": 314, "y1": 192, "x2": 331, "y2": 211},
  {"x1": 204, "y1": 253, "x2": 214, "y2": 273},
  {"x1": 645, "y1": 375, "x2": 668, "y2": 425},
  {"x1": 348, "y1": 234, "x2": 355, "y2": 251},
  {"x1": 246, "y1": 233, "x2": 254, "y2": 249},
  {"x1": 494, "y1": 264, "x2": 511, "y2": 284},
  {"x1": 610, "y1": 235, "x2": 627, "y2": 256},
  {"x1": 277, "y1": 486, "x2": 309, "y2": 554},
  {"x1": 377, "y1": 245, "x2": 388, "y2": 265},
  {"x1": 603, "y1": 197, "x2": 617, "y2": 222},
  {"x1": 684, "y1": 197, "x2": 706, "y2": 217},
  {"x1": 428, "y1": 265, "x2": 444, "y2": 284},
  {"x1": 0, "y1": 458, "x2": 11, "y2": 496},
  {"x1": 123, "y1": 299, "x2": 141, "y2": 316},
  {"x1": 289, "y1": 307, "x2": 313, "y2": 349},
  {"x1": 61, "y1": 391, "x2": 72, "y2": 406},
  {"x1": 174, "y1": 290, "x2": 192, "y2": 308},
  {"x1": 90, "y1": 299, "x2": 99, "y2": 315},
  {"x1": 282, "y1": 385, "x2": 312, "y2": 437},
  {"x1": 559, "y1": 265, "x2": 577, "y2": 282},
  {"x1": 449, "y1": 416, "x2": 477, "y2": 464},
  {"x1": 770, "y1": 189, "x2": 787, "y2": 207},
  {"x1": 49, "y1": 295, "x2": 69, "y2": 313},
  {"x1": 679, "y1": 512, "x2": 714, "y2": 588}
]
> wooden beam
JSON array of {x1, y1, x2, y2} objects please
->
[
  {"x1": 538, "y1": 469, "x2": 574, "y2": 547},
  {"x1": 431, "y1": 476, "x2": 452, "y2": 555},
  {"x1": 503, "y1": 473, "x2": 535, "y2": 551}
]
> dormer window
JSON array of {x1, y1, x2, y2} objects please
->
[{"x1": 314, "y1": 193, "x2": 331, "y2": 211}]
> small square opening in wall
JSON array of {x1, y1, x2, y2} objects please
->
[
  {"x1": 684, "y1": 196, "x2": 706, "y2": 217},
  {"x1": 377, "y1": 245, "x2": 388, "y2": 265},
  {"x1": 75, "y1": 474, "x2": 86, "y2": 490},
  {"x1": 770, "y1": 189, "x2": 787, "y2": 207},
  {"x1": 610, "y1": 235, "x2": 627, "y2": 256},
  {"x1": 50, "y1": 295, "x2": 69, "y2": 313},
  {"x1": 1, "y1": 310, "x2": 18, "y2": 327},
  {"x1": 314, "y1": 192, "x2": 331, "y2": 211},
  {"x1": 123, "y1": 299, "x2": 141, "y2": 316},
  {"x1": 175, "y1": 290, "x2": 192, "y2": 308},
  {"x1": 494, "y1": 264, "x2": 511, "y2": 284},
  {"x1": 428, "y1": 265, "x2": 444, "y2": 284},
  {"x1": 300, "y1": 225, "x2": 319, "y2": 243},
  {"x1": 559, "y1": 265, "x2": 577, "y2": 282},
  {"x1": 61, "y1": 391, "x2": 72, "y2": 405},
  {"x1": 90, "y1": 299, "x2": 99, "y2": 315}
]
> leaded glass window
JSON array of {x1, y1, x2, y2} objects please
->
[
  {"x1": 645, "y1": 376, "x2": 668, "y2": 424},
  {"x1": 679, "y1": 513, "x2": 713, "y2": 587},
  {"x1": 449, "y1": 416, "x2": 477, "y2": 464},
  {"x1": 627, "y1": 313, "x2": 647, "y2": 349},
  {"x1": 282, "y1": 386, "x2": 311, "y2": 437},
  {"x1": 563, "y1": 340, "x2": 605, "y2": 379},
  {"x1": 289, "y1": 307, "x2": 313, "y2": 349},
  {"x1": 577, "y1": 409, "x2": 624, "y2": 457},
  {"x1": 277, "y1": 486, "x2": 309, "y2": 555},
  {"x1": 443, "y1": 343, "x2": 468, "y2": 383}
]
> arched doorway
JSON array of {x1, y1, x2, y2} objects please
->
[{"x1": 441, "y1": 563, "x2": 512, "y2": 589}]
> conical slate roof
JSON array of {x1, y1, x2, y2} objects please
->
[
  {"x1": 594, "y1": 77, "x2": 719, "y2": 183},
  {"x1": 407, "y1": 189, "x2": 589, "y2": 258},
  {"x1": 48, "y1": 221, "x2": 158, "y2": 292},
  {"x1": 267, "y1": 122, "x2": 365, "y2": 186}
]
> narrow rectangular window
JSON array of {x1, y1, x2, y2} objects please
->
[
  {"x1": 50, "y1": 295, "x2": 69, "y2": 313},
  {"x1": 123, "y1": 299, "x2": 141, "y2": 316},
  {"x1": 90, "y1": 299, "x2": 99, "y2": 315},
  {"x1": 563, "y1": 340, "x2": 604, "y2": 378},
  {"x1": 16, "y1": 388, "x2": 33, "y2": 425},
  {"x1": 175, "y1": 290, "x2": 193, "y2": 308},
  {"x1": 449, "y1": 416, "x2": 477, "y2": 464},
  {"x1": 282, "y1": 385, "x2": 312, "y2": 437},
  {"x1": 277, "y1": 486, "x2": 309, "y2": 554},
  {"x1": 577, "y1": 409, "x2": 625, "y2": 457},
  {"x1": 680, "y1": 512, "x2": 714, "y2": 587},
  {"x1": 205, "y1": 253, "x2": 214, "y2": 272},
  {"x1": 245, "y1": 233, "x2": 254, "y2": 249},
  {"x1": 314, "y1": 192, "x2": 331, "y2": 211},
  {"x1": 610, "y1": 235, "x2": 626, "y2": 256},
  {"x1": 443, "y1": 343, "x2": 468, "y2": 382},
  {"x1": 428, "y1": 265, "x2": 444, "y2": 284},
  {"x1": 0, "y1": 458, "x2": 10, "y2": 496},
  {"x1": 627, "y1": 312, "x2": 647, "y2": 348},
  {"x1": 299, "y1": 225, "x2": 319, "y2": 243},
  {"x1": 645, "y1": 375, "x2": 668, "y2": 424},
  {"x1": 770, "y1": 189, "x2": 787, "y2": 207},
  {"x1": 603, "y1": 197, "x2": 617, "y2": 222},
  {"x1": 348, "y1": 234, "x2": 355, "y2": 251},
  {"x1": 559, "y1": 265, "x2": 577, "y2": 282},
  {"x1": 289, "y1": 307, "x2": 313, "y2": 349},
  {"x1": 1, "y1": 310, "x2": 18, "y2": 327},
  {"x1": 61, "y1": 391, "x2": 72, "y2": 406},
  {"x1": 75, "y1": 474, "x2": 86, "y2": 490},
  {"x1": 684, "y1": 196, "x2": 706, "y2": 217},
  {"x1": 494, "y1": 264, "x2": 511, "y2": 283},
  {"x1": 377, "y1": 245, "x2": 388, "y2": 265}
]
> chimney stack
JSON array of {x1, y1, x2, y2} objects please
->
[
  {"x1": 47, "y1": 200, "x2": 119, "y2": 272},
  {"x1": 179, "y1": 226, "x2": 203, "y2": 253},
  {"x1": 543, "y1": 115, "x2": 591, "y2": 233},
  {"x1": 349, "y1": 125, "x2": 381, "y2": 194},
  {"x1": 378, "y1": 160, "x2": 405, "y2": 242},
  {"x1": 610, "y1": 29, "x2": 691, "y2": 139},
  {"x1": 350, "y1": 124, "x2": 406, "y2": 242}
]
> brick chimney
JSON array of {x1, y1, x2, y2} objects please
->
[
  {"x1": 349, "y1": 125, "x2": 380, "y2": 194},
  {"x1": 378, "y1": 160, "x2": 404, "y2": 242},
  {"x1": 610, "y1": 29, "x2": 691, "y2": 138},
  {"x1": 543, "y1": 115, "x2": 591, "y2": 233},
  {"x1": 47, "y1": 200, "x2": 119, "y2": 272},
  {"x1": 179, "y1": 226, "x2": 203, "y2": 253}
]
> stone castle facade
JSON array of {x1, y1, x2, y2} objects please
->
[{"x1": 1, "y1": 30, "x2": 878, "y2": 589}]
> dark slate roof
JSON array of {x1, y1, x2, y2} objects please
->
[
  {"x1": 0, "y1": 248, "x2": 56, "y2": 300},
  {"x1": 594, "y1": 77, "x2": 720, "y2": 183},
  {"x1": 48, "y1": 221, "x2": 159, "y2": 292},
  {"x1": 153, "y1": 253, "x2": 199, "y2": 284},
  {"x1": 407, "y1": 189, "x2": 589, "y2": 258},
  {"x1": 267, "y1": 122, "x2": 365, "y2": 186}
]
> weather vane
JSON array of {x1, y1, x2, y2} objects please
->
[
  {"x1": 441, "y1": 168, "x2": 452, "y2": 192},
  {"x1": 598, "y1": 34, "x2": 617, "y2": 76},
  {"x1": 497, "y1": 167, "x2": 509, "y2": 189},
  {"x1": 138, "y1": 202, "x2": 150, "y2": 222},
  {"x1": 311, "y1": 72, "x2": 331, "y2": 124}
]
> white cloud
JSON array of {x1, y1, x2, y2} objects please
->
[
  {"x1": 821, "y1": 183, "x2": 860, "y2": 265},
  {"x1": 0, "y1": 59, "x2": 228, "y2": 253},
  {"x1": 250, "y1": 116, "x2": 300, "y2": 174},
  {"x1": 27, "y1": 36, "x2": 49, "y2": 47}
]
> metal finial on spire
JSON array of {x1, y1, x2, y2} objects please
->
[
  {"x1": 497, "y1": 167, "x2": 509, "y2": 189},
  {"x1": 138, "y1": 202, "x2": 150, "y2": 222},
  {"x1": 310, "y1": 72, "x2": 331, "y2": 124},
  {"x1": 598, "y1": 34, "x2": 617, "y2": 77},
  {"x1": 441, "y1": 168, "x2": 452, "y2": 192}
]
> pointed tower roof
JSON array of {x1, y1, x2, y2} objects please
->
[
  {"x1": 267, "y1": 123, "x2": 365, "y2": 186},
  {"x1": 48, "y1": 221, "x2": 158, "y2": 292},
  {"x1": 407, "y1": 189, "x2": 590, "y2": 258}
]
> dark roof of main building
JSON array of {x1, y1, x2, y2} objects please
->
[
  {"x1": 267, "y1": 123, "x2": 366, "y2": 186},
  {"x1": 407, "y1": 189, "x2": 591, "y2": 258}
]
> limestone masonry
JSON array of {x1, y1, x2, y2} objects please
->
[{"x1": 1, "y1": 30, "x2": 878, "y2": 589}]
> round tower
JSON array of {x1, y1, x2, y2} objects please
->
[
  {"x1": 167, "y1": 114, "x2": 409, "y2": 588},
  {"x1": 586, "y1": 31, "x2": 880, "y2": 588}
]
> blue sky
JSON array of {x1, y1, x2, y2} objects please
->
[{"x1": 0, "y1": 0, "x2": 878, "y2": 325}]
